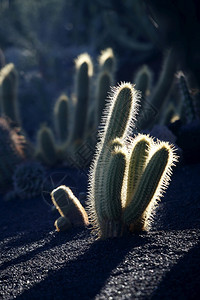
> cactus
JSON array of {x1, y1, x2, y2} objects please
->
[
  {"x1": 134, "y1": 65, "x2": 152, "y2": 98},
  {"x1": 54, "y1": 93, "x2": 69, "y2": 143},
  {"x1": 95, "y1": 71, "x2": 113, "y2": 128},
  {"x1": 12, "y1": 161, "x2": 45, "y2": 199},
  {"x1": 36, "y1": 125, "x2": 58, "y2": 166},
  {"x1": 87, "y1": 82, "x2": 178, "y2": 239},
  {"x1": 98, "y1": 48, "x2": 116, "y2": 74},
  {"x1": 0, "y1": 63, "x2": 19, "y2": 123},
  {"x1": 51, "y1": 185, "x2": 89, "y2": 232}
]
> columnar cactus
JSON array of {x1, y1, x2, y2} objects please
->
[
  {"x1": 36, "y1": 125, "x2": 58, "y2": 166},
  {"x1": 71, "y1": 53, "x2": 93, "y2": 143},
  {"x1": 134, "y1": 65, "x2": 152, "y2": 98},
  {"x1": 87, "y1": 82, "x2": 178, "y2": 239},
  {"x1": 51, "y1": 185, "x2": 89, "y2": 232},
  {"x1": 98, "y1": 48, "x2": 116, "y2": 74},
  {"x1": 54, "y1": 93, "x2": 69, "y2": 143},
  {"x1": 0, "y1": 63, "x2": 19, "y2": 123}
]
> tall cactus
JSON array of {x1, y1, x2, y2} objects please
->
[
  {"x1": 71, "y1": 53, "x2": 93, "y2": 144},
  {"x1": 0, "y1": 63, "x2": 19, "y2": 123},
  {"x1": 87, "y1": 82, "x2": 178, "y2": 239}
]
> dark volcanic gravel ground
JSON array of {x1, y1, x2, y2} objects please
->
[{"x1": 0, "y1": 163, "x2": 200, "y2": 300}]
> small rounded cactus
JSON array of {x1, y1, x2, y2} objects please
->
[
  {"x1": 13, "y1": 161, "x2": 45, "y2": 199},
  {"x1": 51, "y1": 185, "x2": 89, "y2": 232}
]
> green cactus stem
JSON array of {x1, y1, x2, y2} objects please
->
[
  {"x1": 125, "y1": 135, "x2": 152, "y2": 206},
  {"x1": 123, "y1": 144, "x2": 175, "y2": 231},
  {"x1": 51, "y1": 185, "x2": 89, "y2": 231},
  {"x1": 0, "y1": 63, "x2": 19, "y2": 123}
]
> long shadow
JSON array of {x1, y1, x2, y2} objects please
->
[
  {"x1": 17, "y1": 234, "x2": 149, "y2": 300},
  {"x1": 152, "y1": 240, "x2": 200, "y2": 300},
  {"x1": 0, "y1": 228, "x2": 85, "y2": 271}
]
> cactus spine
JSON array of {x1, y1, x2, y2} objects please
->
[
  {"x1": 87, "y1": 82, "x2": 178, "y2": 239},
  {"x1": 51, "y1": 185, "x2": 89, "y2": 231},
  {"x1": 0, "y1": 63, "x2": 19, "y2": 123}
]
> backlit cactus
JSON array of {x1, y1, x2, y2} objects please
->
[
  {"x1": 71, "y1": 53, "x2": 93, "y2": 143},
  {"x1": 54, "y1": 94, "x2": 69, "y2": 143},
  {"x1": 98, "y1": 48, "x2": 116, "y2": 74},
  {"x1": 51, "y1": 185, "x2": 89, "y2": 232},
  {"x1": 87, "y1": 82, "x2": 178, "y2": 239},
  {"x1": 0, "y1": 63, "x2": 19, "y2": 123},
  {"x1": 36, "y1": 125, "x2": 58, "y2": 166}
]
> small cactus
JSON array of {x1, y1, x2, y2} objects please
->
[
  {"x1": 51, "y1": 185, "x2": 89, "y2": 232},
  {"x1": 87, "y1": 82, "x2": 178, "y2": 239}
]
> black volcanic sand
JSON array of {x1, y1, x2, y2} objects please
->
[{"x1": 0, "y1": 163, "x2": 200, "y2": 300}]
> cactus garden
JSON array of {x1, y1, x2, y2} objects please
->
[{"x1": 0, "y1": 1, "x2": 200, "y2": 299}]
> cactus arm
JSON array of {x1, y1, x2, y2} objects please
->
[
  {"x1": 123, "y1": 143, "x2": 178, "y2": 230},
  {"x1": 126, "y1": 135, "x2": 152, "y2": 206}
]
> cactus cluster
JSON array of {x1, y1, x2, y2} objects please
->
[
  {"x1": 36, "y1": 48, "x2": 116, "y2": 167},
  {"x1": 87, "y1": 82, "x2": 178, "y2": 239},
  {"x1": 51, "y1": 185, "x2": 89, "y2": 232}
]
